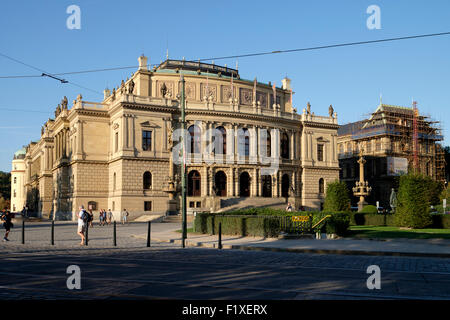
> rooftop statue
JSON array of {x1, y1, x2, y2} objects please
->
[
  {"x1": 161, "y1": 82, "x2": 167, "y2": 97},
  {"x1": 61, "y1": 96, "x2": 68, "y2": 110},
  {"x1": 128, "y1": 79, "x2": 135, "y2": 94},
  {"x1": 329, "y1": 104, "x2": 334, "y2": 117}
]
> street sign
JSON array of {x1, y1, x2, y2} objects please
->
[{"x1": 292, "y1": 216, "x2": 309, "y2": 222}]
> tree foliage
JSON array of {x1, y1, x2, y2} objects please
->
[
  {"x1": 0, "y1": 171, "x2": 11, "y2": 200},
  {"x1": 323, "y1": 180, "x2": 351, "y2": 212},
  {"x1": 395, "y1": 173, "x2": 432, "y2": 228}
]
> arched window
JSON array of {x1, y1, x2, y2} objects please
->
[
  {"x1": 113, "y1": 172, "x2": 116, "y2": 191},
  {"x1": 188, "y1": 125, "x2": 201, "y2": 154},
  {"x1": 266, "y1": 130, "x2": 271, "y2": 157},
  {"x1": 214, "y1": 126, "x2": 226, "y2": 155},
  {"x1": 281, "y1": 132, "x2": 289, "y2": 159},
  {"x1": 239, "y1": 128, "x2": 250, "y2": 157},
  {"x1": 143, "y1": 171, "x2": 152, "y2": 190},
  {"x1": 319, "y1": 178, "x2": 325, "y2": 194}
]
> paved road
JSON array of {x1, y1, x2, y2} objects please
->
[{"x1": 0, "y1": 221, "x2": 449, "y2": 300}]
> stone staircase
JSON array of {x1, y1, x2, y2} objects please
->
[{"x1": 216, "y1": 197, "x2": 288, "y2": 213}]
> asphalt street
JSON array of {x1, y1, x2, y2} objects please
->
[{"x1": 0, "y1": 221, "x2": 449, "y2": 300}]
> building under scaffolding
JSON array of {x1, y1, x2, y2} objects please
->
[{"x1": 337, "y1": 103, "x2": 445, "y2": 208}]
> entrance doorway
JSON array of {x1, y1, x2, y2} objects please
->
[
  {"x1": 262, "y1": 175, "x2": 272, "y2": 197},
  {"x1": 214, "y1": 171, "x2": 227, "y2": 196},
  {"x1": 239, "y1": 172, "x2": 250, "y2": 197},
  {"x1": 282, "y1": 174, "x2": 290, "y2": 198}
]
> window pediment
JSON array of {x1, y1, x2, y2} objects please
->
[{"x1": 140, "y1": 121, "x2": 160, "y2": 128}]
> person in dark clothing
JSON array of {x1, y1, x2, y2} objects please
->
[{"x1": 1, "y1": 210, "x2": 14, "y2": 241}]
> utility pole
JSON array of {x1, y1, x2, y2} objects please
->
[{"x1": 180, "y1": 74, "x2": 187, "y2": 248}]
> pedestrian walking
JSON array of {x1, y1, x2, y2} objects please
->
[
  {"x1": 99, "y1": 210, "x2": 104, "y2": 226},
  {"x1": 77, "y1": 205, "x2": 88, "y2": 245},
  {"x1": 88, "y1": 209, "x2": 94, "y2": 228},
  {"x1": 1, "y1": 209, "x2": 14, "y2": 241},
  {"x1": 122, "y1": 209, "x2": 129, "y2": 225},
  {"x1": 107, "y1": 209, "x2": 112, "y2": 225}
]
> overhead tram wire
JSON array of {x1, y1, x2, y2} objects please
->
[
  {"x1": 196, "y1": 31, "x2": 450, "y2": 62},
  {"x1": 1, "y1": 31, "x2": 449, "y2": 80},
  {"x1": 0, "y1": 51, "x2": 103, "y2": 95}
]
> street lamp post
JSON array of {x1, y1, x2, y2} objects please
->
[
  {"x1": 180, "y1": 75, "x2": 187, "y2": 248},
  {"x1": 352, "y1": 151, "x2": 372, "y2": 212}
]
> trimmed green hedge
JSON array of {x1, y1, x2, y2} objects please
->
[
  {"x1": 431, "y1": 214, "x2": 450, "y2": 229},
  {"x1": 194, "y1": 214, "x2": 282, "y2": 237},
  {"x1": 360, "y1": 205, "x2": 378, "y2": 214},
  {"x1": 194, "y1": 209, "x2": 352, "y2": 237},
  {"x1": 350, "y1": 212, "x2": 450, "y2": 228}
]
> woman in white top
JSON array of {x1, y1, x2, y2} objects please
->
[{"x1": 77, "y1": 206, "x2": 86, "y2": 245}]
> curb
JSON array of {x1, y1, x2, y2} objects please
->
[{"x1": 146, "y1": 236, "x2": 450, "y2": 258}]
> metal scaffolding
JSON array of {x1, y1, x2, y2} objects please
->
[{"x1": 342, "y1": 104, "x2": 445, "y2": 182}]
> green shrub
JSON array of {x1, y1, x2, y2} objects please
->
[
  {"x1": 194, "y1": 209, "x2": 352, "y2": 237},
  {"x1": 325, "y1": 212, "x2": 350, "y2": 236},
  {"x1": 323, "y1": 180, "x2": 351, "y2": 212},
  {"x1": 395, "y1": 174, "x2": 432, "y2": 229},
  {"x1": 350, "y1": 212, "x2": 395, "y2": 226},
  {"x1": 430, "y1": 214, "x2": 450, "y2": 229},
  {"x1": 361, "y1": 205, "x2": 378, "y2": 214}
]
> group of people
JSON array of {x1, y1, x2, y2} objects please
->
[
  {"x1": 98, "y1": 209, "x2": 113, "y2": 226},
  {"x1": 77, "y1": 206, "x2": 130, "y2": 245}
]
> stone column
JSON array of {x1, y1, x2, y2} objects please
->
[
  {"x1": 77, "y1": 120, "x2": 83, "y2": 157},
  {"x1": 309, "y1": 131, "x2": 313, "y2": 161},
  {"x1": 290, "y1": 130, "x2": 295, "y2": 160},
  {"x1": 234, "y1": 168, "x2": 239, "y2": 197},
  {"x1": 122, "y1": 115, "x2": 128, "y2": 150},
  {"x1": 128, "y1": 115, "x2": 135, "y2": 150},
  {"x1": 250, "y1": 126, "x2": 257, "y2": 162},
  {"x1": 302, "y1": 130, "x2": 307, "y2": 160},
  {"x1": 258, "y1": 168, "x2": 262, "y2": 197},
  {"x1": 234, "y1": 124, "x2": 239, "y2": 159}
]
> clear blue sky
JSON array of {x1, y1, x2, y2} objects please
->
[{"x1": 1, "y1": 0, "x2": 449, "y2": 172}]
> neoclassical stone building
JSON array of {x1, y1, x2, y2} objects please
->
[{"x1": 11, "y1": 56, "x2": 339, "y2": 220}]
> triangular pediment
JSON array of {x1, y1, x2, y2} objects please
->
[{"x1": 140, "y1": 121, "x2": 160, "y2": 128}]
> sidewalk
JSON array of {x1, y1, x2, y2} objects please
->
[{"x1": 134, "y1": 228, "x2": 450, "y2": 258}]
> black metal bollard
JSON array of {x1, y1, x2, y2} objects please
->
[
  {"x1": 51, "y1": 221, "x2": 54, "y2": 245},
  {"x1": 113, "y1": 221, "x2": 117, "y2": 246},
  {"x1": 218, "y1": 222, "x2": 222, "y2": 249},
  {"x1": 147, "y1": 221, "x2": 151, "y2": 247},
  {"x1": 21, "y1": 220, "x2": 25, "y2": 244},
  {"x1": 85, "y1": 223, "x2": 89, "y2": 246}
]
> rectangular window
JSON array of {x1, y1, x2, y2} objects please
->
[
  {"x1": 14, "y1": 177, "x2": 17, "y2": 184},
  {"x1": 112, "y1": 201, "x2": 115, "y2": 211},
  {"x1": 317, "y1": 144, "x2": 324, "y2": 161},
  {"x1": 115, "y1": 132, "x2": 119, "y2": 152},
  {"x1": 189, "y1": 201, "x2": 195, "y2": 208},
  {"x1": 142, "y1": 130, "x2": 152, "y2": 151},
  {"x1": 144, "y1": 201, "x2": 152, "y2": 211}
]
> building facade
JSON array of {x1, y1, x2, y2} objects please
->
[
  {"x1": 12, "y1": 56, "x2": 339, "y2": 220},
  {"x1": 338, "y1": 103, "x2": 445, "y2": 208}
]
